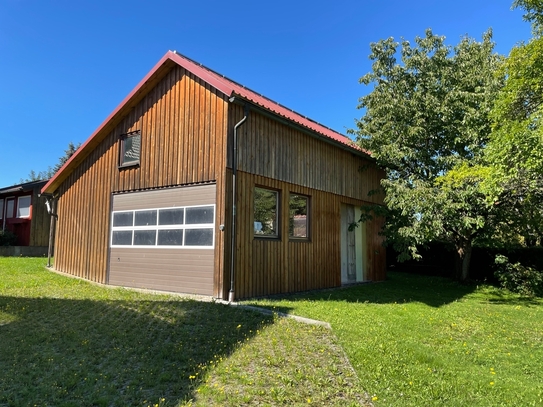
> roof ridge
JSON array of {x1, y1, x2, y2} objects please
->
[{"x1": 171, "y1": 50, "x2": 349, "y2": 141}]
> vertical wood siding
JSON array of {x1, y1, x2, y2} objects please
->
[
  {"x1": 230, "y1": 105, "x2": 385, "y2": 204},
  {"x1": 225, "y1": 171, "x2": 386, "y2": 300},
  {"x1": 28, "y1": 186, "x2": 50, "y2": 247},
  {"x1": 53, "y1": 66, "x2": 385, "y2": 300},
  {"x1": 54, "y1": 66, "x2": 229, "y2": 295},
  {"x1": 222, "y1": 106, "x2": 386, "y2": 299}
]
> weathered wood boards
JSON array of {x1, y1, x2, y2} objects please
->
[{"x1": 50, "y1": 57, "x2": 386, "y2": 300}]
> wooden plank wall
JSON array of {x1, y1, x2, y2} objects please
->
[
  {"x1": 54, "y1": 65, "x2": 229, "y2": 294},
  {"x1": 29, "y1": 186, "x2": 50, "y2": 247},
  {"x1": 230, "y1": 105, "x2": 385, "y2": 205},
  {"x1": 229, "y1": 171, "x2": 386, "y2": 299},
  {"x1": 223, "y1": 106, "x2": 386, "y2": 299}
]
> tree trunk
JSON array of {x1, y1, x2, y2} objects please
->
[{"x1": 455, "y1": 241, "x2": 473, "y2": 282}]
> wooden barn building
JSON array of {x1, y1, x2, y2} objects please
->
[
  {"x1": 41, "y1": 51, "x2": 386, "y2": 300},
  {"x1": 1, "y1": 180, "x2": 50, "y2": 251}
]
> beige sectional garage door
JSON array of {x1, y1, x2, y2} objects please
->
[{"x1": 108, "y1": 184, "x2": 216, "y2": 296}]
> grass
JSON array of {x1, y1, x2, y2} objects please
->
[
  {"x1": 248, "y1": 272, "x2": 543, "y2": 406},
  {"x1": 0, "y1": 258, "x2": 368, "y2": 407}
]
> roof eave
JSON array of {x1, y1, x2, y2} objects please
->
[
  {"x1": 42, "y1": 50, "x2": 373, "y2": 194},
  {"x1": 41, "y1": 52, "x2": 190, "y2": 194}
]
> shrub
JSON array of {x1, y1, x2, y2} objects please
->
[
  {"x1": 494, "y1": 255, "x2": 543, "y2": 297},
  {"x1": 0, "y1": 230, "x2": 17, "y2": 246}
]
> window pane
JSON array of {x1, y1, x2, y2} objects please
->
[
  {"x1": 134, "y1": 230, "x2": 156, "y2": 245},
  {"x1": 121, "y1": 132, "x2": 141, "y2": 165},
  {"x1": 185, "y1": 229, "x2": 213, "y2": 246},
  {"x1": 0, "y1": 199, "x2": 4, "y2": 219},
  {"x1": 254, "y1": 187, "x2": 278, "y2": 236},
  {"x1": 6, "y1": 200, "x2": 14, "y2": 218},
  {"x1": 157, "y1": 229, "x2": 183, "y2": 246},
  {"x1": 185, "y1": 206, "x2": 214, "y2": 224},
  {"x1": 159, "y1": 208, "x2": 184, "y2": 225},
  {"x1": 17, "y1": 196, "x2": 31, "y2": 218},
  {"x1": 113, "y1": 212, "x2": 133, "y2": 227},
  {"x1": 112, "y1": 231, "x2": 133, "y2": 245},
  {"x1": 134, "y1": 210, "x2": 157, "y2": 226},
  {"x1": 289, "y1": 194, "x2": 308, "y2": 238}
]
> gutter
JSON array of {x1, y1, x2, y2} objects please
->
[{"x1": 228, "y1": 99, "x2": 249, "y2": 303}]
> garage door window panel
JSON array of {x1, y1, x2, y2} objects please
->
[
  {"x1": 111, "y1": 205, "x2": 214, "y2": 248},
  {"x1": 134, "y1": 230, "x2": 157, "y2": 245},
  {"x1": 135, "y1": 210, "x2": 157, "y2": 226},
  {"x1": 159, "y1": 208, "x2": 184, "y2": 225},
  {"x1": 113, "y1": 212, "x2": 134, "y2": 227},
  {"x1": 112, "y1": 230, "x2": 133, "y2": 245},
  {"x1": 186, "y1": 206, "x2": 214, "y2": 224},
  {"x1": 185, "y1": 229, "x2": 213, "y2": 246},
  {"x1": 158, "y1": 229, "x2": 184, "y2": 246}
]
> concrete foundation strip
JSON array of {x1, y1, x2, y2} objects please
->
[{"x1": 225, "y1": 302, "x2": 332, "y2": 329}]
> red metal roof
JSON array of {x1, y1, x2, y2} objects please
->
[
  {"x1": 42, "y1": 51, "x2": 361, "y2": 194},
  {"x1": 168, "y1": 51, "x2": 354, "y2": 146}
]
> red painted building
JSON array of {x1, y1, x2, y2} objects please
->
[{"x1": 0, "y1": 180, "x2": 50, "y2": 248}]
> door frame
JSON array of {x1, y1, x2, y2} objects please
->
[{"x1": 340, "y1": 203, "x2": 366, "y2": 284}]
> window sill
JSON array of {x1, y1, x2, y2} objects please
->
[
  {"x1": 5, "y1": 218, "x2": 30, "y2": 224},
  {"x1": 118, "y1": 162, "x2": 140, "y2": 170},
  {"x1": 254, "y1": 235, "x2": 281, "y2": 240},
  {"x1": 289, "y1": 237, "x2": 310, "y2": 242}
]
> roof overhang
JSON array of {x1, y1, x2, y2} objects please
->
[{"x1": 1, "y1": 180, "x2": 48, "y2": 195}]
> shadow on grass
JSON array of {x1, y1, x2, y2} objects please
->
[
  {"x1": 256, "y1": 272, "x2": 480, "y2": 309},
  {"x1": 483, "y1": 290, "x2": 543, "y2": 306},
  {"x1": 0, "y1": 295, "x2": 280, "y2": 406}
]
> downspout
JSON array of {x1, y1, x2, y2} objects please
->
[{"x1": 229, "y1": 100, "x2": 249, "y2": 302}]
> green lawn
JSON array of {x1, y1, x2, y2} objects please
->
[
  {"x1": 2, "y1": 258, "x2": 542, "y2": 406},
  {"x1": 249, "y1": 272, "x2": 543, "y2": 406},
  {"x1": 0, "y1": 258, "x2": 368, "y2": 407}
]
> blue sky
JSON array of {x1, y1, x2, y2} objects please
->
[{"x1": 0, "y1": 0, "x2": 532, "y2": 186}]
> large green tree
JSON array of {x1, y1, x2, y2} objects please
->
[
  {"x1": 482, "y1": 1, "x2": 543, "y2": 246},
  {"x1": 353, "y1": 30, "x2": 502, "y2": 280}
]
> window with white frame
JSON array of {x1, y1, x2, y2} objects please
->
[
  {"x1": 110, "y1": 205, "x2": 215, "y2": 248},
  {"x1": 17, "y1": 196, "x2": 31, "y2": 218}
]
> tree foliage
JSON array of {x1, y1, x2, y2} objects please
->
[
  {"x1": 513, "y1": 0, "x2": 543, "y2": 35},
  {"x1": 353, "y1": 29, "x2": 502, "y2": 280},
  {"x1": 21, "y1": 142, "x2": 80, "y2": 183},
  {"x1": 483, "y1": 3, "x2": 543, "y2": 246}
]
